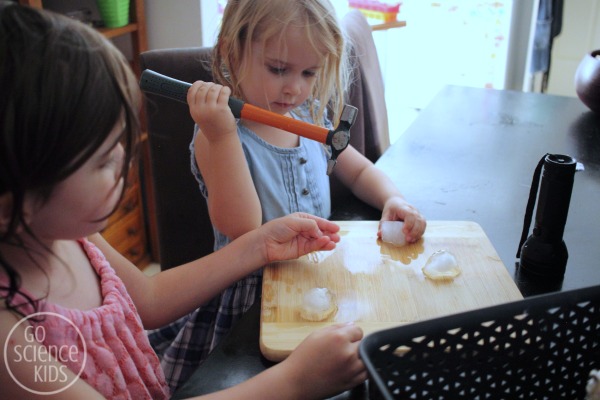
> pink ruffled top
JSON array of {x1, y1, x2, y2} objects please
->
[{"x1": 0, "y1": 239, "x2": 170, "y2": 399}]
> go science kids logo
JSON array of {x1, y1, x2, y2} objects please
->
[{"x1": 3, "y1": 312, "x2": 87, "y2": 395}]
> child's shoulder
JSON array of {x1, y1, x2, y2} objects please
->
[{"x1": 0, "y1": 306, "x2": 23, "y2": 339}]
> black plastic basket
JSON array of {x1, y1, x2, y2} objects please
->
[{"x1": 360, "y1": 285, "x2": 600, "y2": 399}]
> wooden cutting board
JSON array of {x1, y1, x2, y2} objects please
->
[{"x1": 260, "y1": 220, "x2": 523, "y2": 361}]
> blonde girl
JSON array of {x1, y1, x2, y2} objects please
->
[{"x1": 150, "y1": 0, "x2": 426, "y2": 390}]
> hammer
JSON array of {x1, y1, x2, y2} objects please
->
[{"x1": 139, "y1": 69, "x2": 356, "y2": 174}]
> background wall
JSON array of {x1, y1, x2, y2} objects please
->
[
  {"x1": 139, "y1": 1, "x2": 599, "y2": 143},
  {"x1": 42, "y1": 1, "x2": 599, "y2": 101},
  {"x1": 141, "y1": 1, "x2": 600, "y2": 99},
  {"x1": 145, "y1": 0, "x2": 202, "y2": 50}
]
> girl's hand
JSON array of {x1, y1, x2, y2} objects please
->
[
  {"x1": 280, "y1": 323, "x2": 367, "y2": 399},
  {"x1": 187, "y1": 80, "x2": 237, "y2": 142},
  {"x1": 260, "y1": 213, "x2": 341, "y2": 263},
  {"x1": 379, "y1": 196, "x2": 426, "y2": 243}
]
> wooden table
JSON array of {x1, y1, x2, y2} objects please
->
[
  {"x1": 338, "y1": 85, "x2": 600, "y2": 296},
  {"x1": 173, "y1": 85, "x2": 600, "y2": 399}
]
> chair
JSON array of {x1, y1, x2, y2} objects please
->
[
  {"x1": 140, "y1": 47, "x2": 215, "y2": 270},
  {"x1": 342, "y1": 9, "x2": 390, "y2": 162},
  {"x1": 331, "y1": 10, "x2": 391, "y2": 209}
]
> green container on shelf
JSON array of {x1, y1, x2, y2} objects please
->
[{"x1": 96, "y1": 0, "x2": 130, "y2": 28}]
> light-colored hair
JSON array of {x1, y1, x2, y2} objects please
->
[{"x1": 212, "y1": 0, "x2": 350, "y2": 127}]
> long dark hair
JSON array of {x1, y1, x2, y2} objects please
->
[{"x1": 0, "y1": 2, "x2": 141, "y2": 316}]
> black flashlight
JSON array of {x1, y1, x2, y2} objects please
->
[{"x1": 517, "y1": 154, "x2": 577, "y2": 279}]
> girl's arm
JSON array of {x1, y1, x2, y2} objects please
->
[
  {"x1": 189, "y1": 81, "x2": 262, "y2": 239},
  {"x1": 94, "y1": 213, "x2": 340, "y2": 329},
  {"x1": 0, "y1": 311, "x2": 103, "y2": 400},
  {"x1": 1, "y1": 309, "x2": 365, "y2": 400},
  {"x1": 333, "y1": 145, "x2": 426, "y2": 243},
  {"x1": 193, "y1": 323, "x2": 367, "y2": 400}
]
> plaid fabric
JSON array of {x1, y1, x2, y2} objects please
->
[{"x1": 148, "y1": 271, "x2": 261, "y2": 392}]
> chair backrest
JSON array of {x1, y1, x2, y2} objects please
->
[
  {"x1": 331, "y1": 10, "x2": 391, "y2": 207},
  {"x1": 343, "y1": 9, "x2": 390, "y2": 162},
  {"x1": 140, "y1": 47, "x2": 215, "y2": 270}
]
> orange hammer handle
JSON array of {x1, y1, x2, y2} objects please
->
[
  {"x1": 139, "y1": 69, "x2": 330, "y2": 144},
  {"x1": 240, "y1": 103, "x2": 329, "y2": 144}
]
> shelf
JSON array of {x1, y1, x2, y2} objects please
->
[{"x1": 371, "y1": 20, "x2": 406, "y2": 31}]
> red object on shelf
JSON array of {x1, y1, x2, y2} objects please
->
[
  {"x1": 348, "y1": 0, "x2": 401, "y2": 13},
  {"x1": 348, "y1": 0, "x2": 402, "y2": 23}
]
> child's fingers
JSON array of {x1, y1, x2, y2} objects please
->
[
  {"x1": 376, "y1": 220, "x2": 383, "y2": 238},
  {"x1": 325, "y1": 322, "x2": 364, "y2": 343},
  {"x1": 403, "y1": 214, "x2": 426, "y2": 242},
  {"x1": 187, "y1": 81, "x2": 228, "y2": 106},
  {"x1": 315, "y1": 219, "x2": 341, "y2": 237},
  {"x1": 402, "y1": 215, "x2": 416, "y2": 237},
  {"x1": 293, "y1": 212, "x2": 340, "y2": 238},
  {"x1": 216, "y1": 85, "x2": 231, "y2": 105},
  {"x1": 204, "y1": 82, "x2": 226, "y2": 104},
  {"x1": 187, "y1": 81, "x2": 204, "y2": 104},
  {"x1": 306, "y1": 236, "x2": 337, "y2": 252}
]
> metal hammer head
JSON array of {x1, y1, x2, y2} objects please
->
[{"x1": 326, "y1": 104, "x2": 358, "y2": 174}]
